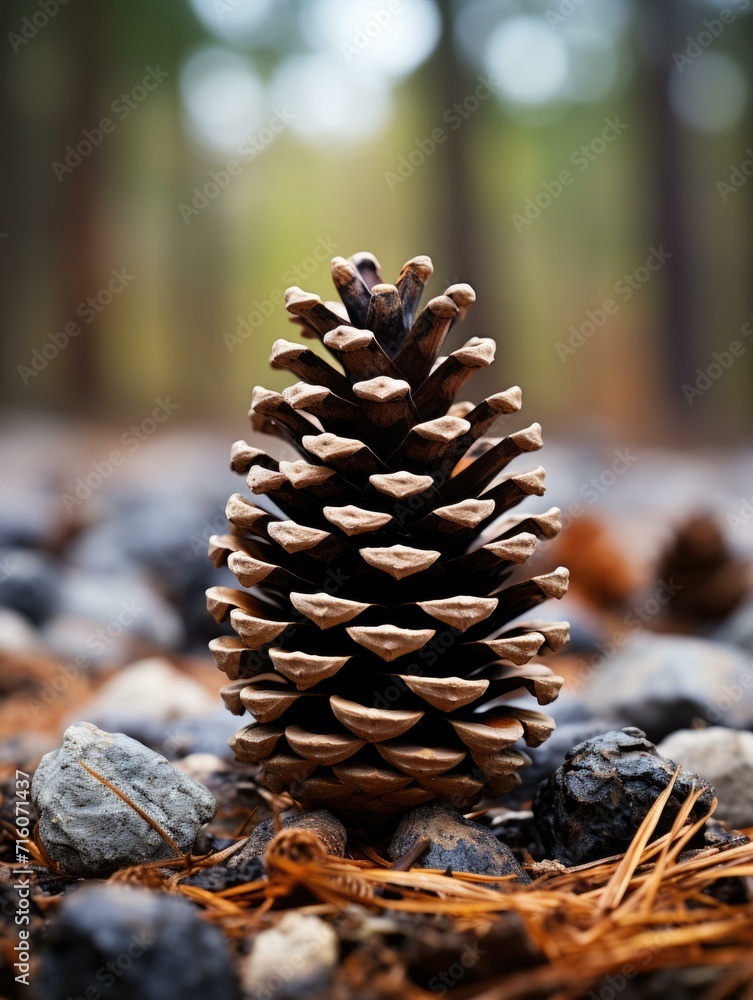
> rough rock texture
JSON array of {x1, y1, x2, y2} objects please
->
[
  {"x1": 228, "y1": 810, "x2": 347, "y2": 868},
  {"x1": 533, "y1": 728, "x2": 715, "y2": 866},
  {"x1": 242, "y1": 912, "x2": 338, "y2": 1000},
  {"x1": 508, "y1": 716, "x2": 615, "y2": 806},
  {"x1": 389, "y1": 804, "x2": 530, "y2": 881},
  {"x1": 31, "y1": 722, "x2": 216, "y2": 876},
  {"x1": 36, "y1": 884, "x2": 239, "y2": 1000},
  {"x1": 658, "y1": 727, "x2": 753, "y2": 829},
  {"x1": 578, "y1": 633, "x2": 753, "y2": 740}
]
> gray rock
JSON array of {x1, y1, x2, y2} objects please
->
[
  {"x1": 40, "y1": 614, "x2": 138, "y2": 672},
  {"x1": 0, "y1": 546, "x2": 60, "y2": 625},
  {"x1": 578, "y1": 633, "x2": 753, "y2": 740},
  {"x1": 242, "y1": 912, "x2": 338, "y2": 1000},
  {"x1": 389, "y1": 804, "x2": 530, "y2": 881},
  {"x1": 57, "y1": 569, "x2": 185, "y2": 650},
  {"x1": 229, "y1": 810, "x2": 347, "y2": 868},
  {"x1": 94, "y1": 708, "x2": 241, "y2": 763},
  {"x1": 658, "y1": 727, "x2": 753, "y2": 829},
  {"x1": 37, "y1": 884, "x2": 239, "y2": 1000},
  {"x1": 31, "y1": 722, "x2": 216, "y2": 876},
  {"x1": 534, "y1": 728, "x2": 716, "y2": 866}
]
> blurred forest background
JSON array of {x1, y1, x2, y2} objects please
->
[
  {"x1": 3, "y1": 0, "x2": 753, "y2": 815},
  {"x1": 2, "y1": 0, "x2": 752, "y2": 444}
]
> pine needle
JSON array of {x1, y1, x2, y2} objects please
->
[{"x1": 78, "y1": 760, "x2": 184, "y2": 859}]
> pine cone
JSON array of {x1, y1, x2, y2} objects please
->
[
  {"x1": 656, "y1": 514, "x2": 749, "y2": 625},
  {"x1": 207, "y1": 252, "x2": 569, "y2": 814}
]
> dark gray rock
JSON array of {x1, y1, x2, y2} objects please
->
[
  {"x1": 507, "y1": 716, "x2": 616, "y2": 806},
  {"x1": 57, "y1": 569, "x2": 185, "y2": 651},
  {"x1": 229, "y1": 810, "x2": 347, "y2": 867},
  {"x1": 533, "y1": 728, "x2": 716, "y2": 866},
  {"x1": 0, "y1": 547, "x2": 60, "y2": 625},
  {"x1": 184, "y1": 855, "x2": 265, "y2": 891},
  {"x1": 658, "y1": 727, "x2": 753, "y2": 829},
  {"x1": 389, "y1": 804, "x2": 530, "y2": 881},
  {"x1": 32, "y1": 722, "x2": 217, "y2": 876},
  {"x1": 36, "y1": 884, "x2": 239, "y2": 1000},
  {"x1": 578, "y1": 633, "x2": 753, "y2": 740}
]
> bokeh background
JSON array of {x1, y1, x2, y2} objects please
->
[
  {"x1": 3, "y1": 0, "x2": 753, "y2": 435},
  {"x1": 2, "y1": 0, "x2": 753, "y2": 759}
]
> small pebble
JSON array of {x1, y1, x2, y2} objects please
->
[
  {"x1": 228, "y1": 809, "x2": 347, "y2": 868},
  {"x1": 242, "y1": 912, "x2": 338, "y2": 1000},
  {"x1": 32, "y1": 722, "x2": 216, "y2": 876},
  {"x1": 389, "y1": 804, "x2": 530, "y2": 882},
  {"x1": 82, "y1": 657, "x2": 212, "y2": 727}
]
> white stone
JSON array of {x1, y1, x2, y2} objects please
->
[
  {"x1": 83, "y1": 658, "x2": 213, "y2": 725},
  {"x1": 658, "y1": 726, "x2": 753, "y2": 829},
  {"x1": 0, "y1": 607, "x2": 43, "y2": 653},
  {"x1": 32, "y1": 722, "x2": 216, "y2": 876},
  {"x1": 242, "y1": 912, "x2": 338, "y2": 998}
]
